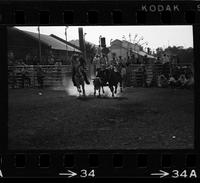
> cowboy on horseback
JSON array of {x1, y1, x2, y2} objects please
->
[
  {"x1": 71, "y1": 54, "x2": 79, "y2": 86},
  {"x1": 71, "y1": 54, "x2": 90, "y2": 86}
]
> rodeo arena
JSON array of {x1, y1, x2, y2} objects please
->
[{"x1": 8, "y1": 27, "x2": 194, "y2": 149}]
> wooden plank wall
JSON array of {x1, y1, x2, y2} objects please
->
[{"x1": 8, "y1": 65, "x2": 72, "y2": 88}]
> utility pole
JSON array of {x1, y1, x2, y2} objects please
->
[
  {"x1": 38, "y1": 26, "x2": 42, "y2": 65},
  {"x1": 65, "y1": 26, "x2": 68, "y2": 64},
  {"x1": 83, "y1": 33, "x2": 87, "y2": 61}
]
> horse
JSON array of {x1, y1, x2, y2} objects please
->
[
  {"x1": 74, "y1": 65, "x2": 86, "y2": 96},
  {"x1": 97, "y1": 67, "x2": 122, "y2": 97}
]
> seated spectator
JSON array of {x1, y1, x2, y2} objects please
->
[
  {"x1": 185, "y1": 75, "x2": 194, "y2": 89},
  {"x1": 21, "y1": 68, "x2": 31, "y2": 88},
  {"x1": 9, "y1": 70, "x2": 17, "y2": 88},
  {"x1": 177, "y1": 74, "x2": 188, "y2": 88},
  {"x1": 157, "y1": 74, "x2": 168, "y2": 88},
  {"x1": 168, "y1": 75, "x2": 177, "y2": 89}
]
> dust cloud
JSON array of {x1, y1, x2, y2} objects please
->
[{"x1": 52, "y1": 76, "x2": 122, "y2": 97}]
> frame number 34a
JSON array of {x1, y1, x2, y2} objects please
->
[{"x1": 172, "y1": 170, "x2": 197, "y2": 178}]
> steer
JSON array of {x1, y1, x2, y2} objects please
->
[{"x1": 93, "y1": 77, "x2": 105, "y2": 96}]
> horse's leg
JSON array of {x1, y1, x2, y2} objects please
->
[
  {"x1": 77, "y1": 86, "x2": 79, "y2": 92},
  {"x1": 82, "y1": 83, "x2": 86, "y2": 96},
  {"x1": 77, "y1": 86, "x2": 81, "y2": 96},
  {"x1": 102, "y1": 86, "x2": 105, "y2": 93},
  {"x1": 94, "y1": 87, "x2": 96, "y2": 96},
  {"x1": 120, "y1": 80, "x2": 123, "y2": 92},
  {"x1": 98, "y1": 87, "x2": 101, "y2": 96},
  {"x1": 114, "y1": 84, "x2": 118, "y2": 94},
  {"x1": 110, "y1": 85, "x2": 114, "y2": 97}
]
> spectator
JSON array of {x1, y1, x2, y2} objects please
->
[
  {"x1": 110, "y1": 57, "x2": 118, "y2": 71},
  {"x1": 25, "y1": 53, "x2": 32, "y2": 65},
  {"x1": 168, "y1": 74, "x2": 177, "y2": 89},
  {"x1": 9, "y1": 70, "x2": 17, "y2": 88},
  {"x1": 21, "y1": 67, "x2": 31, "y2": 88},
  {"x1": 157, "y1": 74, "x2": 168, "y2": 88},
  {"x1": 126, "y1": 56, "x2": 131, "y2": 66},
  {"x1": 142, "y1": 66, "x2": 147, "y2": 87},
  {"x1": 130, "y1": 55, "x2": 135, "y2": 64},
  {"x1": 143, "y1": 55, "x2": 148, "y2": 65},
  {"x1": 33, "y1": 56, "x2": 38, "y2": 65},
  {"x1": 185, "y1": 74, "x2": 194, "y2": 89},
  {"x1": 121, "y1": 64, "x2": 127, "y2": 88},
  {"x1": 156, "y1": 57, "x2": 162, "y2": 64},
  {"x1": 100, "y1": 54, "x2": 108, "y2": 70},
  {"x1": 93, "y1": 55, "x2": 101, "y2": 76},
  {"x1": 177, "y1": 74, "x2": 188, "y2": 88}
]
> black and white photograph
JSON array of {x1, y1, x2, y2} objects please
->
[{"x1": 8, "y1": 26, "x2": 194, "y2": 149}]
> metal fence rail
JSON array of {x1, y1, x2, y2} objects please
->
[{"x1": 8, "y1": 63, "x2": 193, "y2": 88}]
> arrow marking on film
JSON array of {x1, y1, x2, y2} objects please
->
[
  {"x1": 59, "y1": 170, "x2": 77, "y2": 178},
  {"x1": 0, "y1": 170, "x2": 3, "y2": 177},
  {"x1": 150, "y1": 170, "x2": 169, "y2": 178}
]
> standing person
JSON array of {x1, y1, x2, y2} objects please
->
[
  {"x1": 33, "y1": 56, "x2": 38, "y2": 65},
  {"x1": 130, "y1": 55, "x2": 135, "y2": 64},
  {"x1": 142, "y1": 65, "x2": 147, "y2": 87},
  {"x1": 143, "y1": 55, "x2": 148, "y2": 65},
  {"x1": 37, "y1": 67, "x2": 45, "y2": 89},
  {"x1": 110, "y1": 56, "x2": 117, "y2": 71},
  {"x1": 168, "y1": 74, "x2": 177, "y2": 89},
  {"x1": 118, "y1": 56, "x2": 123, "y2": 65},
  {"x1": 100, "y1": 54, "x2": 108, "y2": 70},
  {"x1": 121, "y1": 64, "x2": 127, "y2": 88},
  {"x1": 116, "y1": 56, "x2": 123, "y2": 73},
  {"x1": 93, "y1": 55, "x2": 101, "y2": 76},
  {"x1": 177, "y1": 74, "x2": 187, "y2": 88},
  {"x1": 9, "y1": 69, "x2": 17, "y2": 88},
  {"x1": 126, "y1": 56, "x2": 131, "y2": 66},
  {"x1": 157, "y1": 74, "x2": 168, "y2": 88},
  {"x1": 21, "y1": 67, "x2": 31, "y2": 88}
]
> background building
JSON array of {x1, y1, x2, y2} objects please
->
[
  {"x1": 8, "y1": 27, "x2": 81, "y2": 65},
  {"x1": 108, "y1": 39, "x2": 156, "y2": 63}
]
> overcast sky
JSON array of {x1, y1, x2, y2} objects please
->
[{"x1": 16, "y1": 26, "x2": 193, "y2": 50}]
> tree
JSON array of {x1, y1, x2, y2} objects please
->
[
  {"x1": 155, "y1": 47, "x2": 164, "y2": 58},
  {"x1": 155, "y1": 46, "x2": 193, "y2": 64},
  {"x1": 85, "y1": 42, "x2": 97, "y2": 61}
]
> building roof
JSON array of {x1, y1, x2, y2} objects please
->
[
  {"x1": 138, "y1": 51, "x2": 156, "y2": 59},
  {"x1": 19, "y1": 28, "x2": 81, "y2": 52},
  {"x1": 50, "y1": 34, "x2": 81, "y2": 50},
  {"x1": 69, "y1": 39, "x2": 98, "y2": 48}
]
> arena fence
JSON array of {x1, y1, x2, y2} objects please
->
[
  {"x1": 8, "y1": 65, "x2": 72, "y2": 88},
  {"x1": 8, "y1": 63, "x2": 193, "y2": 88}
]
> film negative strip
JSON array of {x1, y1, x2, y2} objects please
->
[{"x1": 0, "y1": 0, "x2": 200, "y2": 179}]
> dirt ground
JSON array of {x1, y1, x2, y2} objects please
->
[{"x1": 8, "y1": 87, "x2": 194, "y2": 150}]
